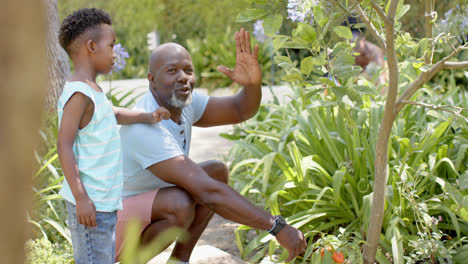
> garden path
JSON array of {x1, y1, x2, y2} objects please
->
[{"x1": 101, "y1": 79, "x2": 290, "y2": 264}]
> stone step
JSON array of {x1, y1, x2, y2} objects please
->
[{"x1": 147, "y1": 244, "x2": 246, "y2": 264}]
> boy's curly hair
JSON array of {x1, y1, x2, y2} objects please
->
[{"x1": 59, "y1": 8, "x2": 112, "y2": 55}]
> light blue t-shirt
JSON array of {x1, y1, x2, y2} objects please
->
[
  {"x1": 119, "y1": 90, "x2": 209, "y2": 198},
  {"x1": 57, "y1": 81, "x2": 123, "y2": 212}
]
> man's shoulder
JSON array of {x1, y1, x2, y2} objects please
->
[{"x1": 120, "y1": 122, "x2": 169, "y2": 138}]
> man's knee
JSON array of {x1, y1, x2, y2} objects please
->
[
  {"x1": 155, "y1": 187, "x2": 196, "y2": 227},
  {"x1": 171, "y1": 189, "x2": 195, "y2": 226},
  {"x1": 201, "y1": 160, "x2": 229, "y2": 184}
]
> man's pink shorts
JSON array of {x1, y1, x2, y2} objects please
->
[{"x1": 115, "y1": 189, "x2": 159, "y2": 261}]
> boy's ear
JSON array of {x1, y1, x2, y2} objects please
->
[{"x1": 86, "y1": 40, "x2": 96, "y2": 53}]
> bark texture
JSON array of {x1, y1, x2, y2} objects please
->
[
  {"x1": 0, "y1": 1, "x2": 48, "y2": 263},
  {"x1": 45, "y1": 0, "x2": 70, "y2": 110}
]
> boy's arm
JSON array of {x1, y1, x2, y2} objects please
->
[
  {"x1": 57, "y1": 93, "x2": 97, "y2": 228},
  {"x1": 113, "y1": 106, "x2": 170, "y2": 125}
]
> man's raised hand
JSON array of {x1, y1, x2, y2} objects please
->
[{"x1": 217, "y1": 28, "x2": 262, "y2": 88}]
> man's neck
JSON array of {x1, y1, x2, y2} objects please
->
[{"x1": 149, "y1": 88, "x2": 183, "y2": 124}]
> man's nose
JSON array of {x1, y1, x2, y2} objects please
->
[{"x1": 177, "y1": 70, "x2": 189, "y2": 82}]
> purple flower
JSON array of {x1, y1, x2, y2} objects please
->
[
  {"x1": 112, "y1": 43, "x2": 129, "y2": 73},
  {"x1": 287, "y1": 0, "x2": 318, "y2": 23},
  {"x1": 253, "y1": 20, "x2": 267, "y2": 43}
]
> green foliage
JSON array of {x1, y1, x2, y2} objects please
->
[
  {"x1": 227, "y1": 83, "x2": 467, "y2": 263},
  {"x1": 119, "y1": 220, "x2": 187, "y2": 264},
  {"x1": 30, "y1": 114, "x2": 70, "y2": 245},
  {"x1": 58, "y1": 0, "x2": 249, "y2": 83},
  {"x1": 26, "y1": 237, "x2": 74, "y2": 264},
  {"x1": 228, "y1": 1, "x2": 468, "y2": 262}
]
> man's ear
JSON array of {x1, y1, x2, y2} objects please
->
[
  {"x1": 86, "y1": 40, "x2": 96, "y2": 53},
  {"x1": 147, "y1": 72, "x2": 154, "y2": 87}
]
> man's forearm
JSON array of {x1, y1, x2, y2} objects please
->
[
  {"x1": 193, "y1": 180, "x2": 275, "y2": 231},
  {"x1": 234, "y1": 83, "x2": 262, "y2": 122}
]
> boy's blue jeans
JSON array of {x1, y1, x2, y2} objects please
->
[{"x1": 66, "y1": 201, "x2": 117, "y2": 264}]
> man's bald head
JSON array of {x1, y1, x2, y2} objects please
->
[{"x1": 149, "y1": 43, "x2": 192, "y2": 74}]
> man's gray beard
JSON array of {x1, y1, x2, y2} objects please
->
[{"x1": 169, "y1": 91, "x2": 192, "y2": 108}]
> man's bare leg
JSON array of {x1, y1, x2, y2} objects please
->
[
  {"x1": 140, "y1": 161, "x2": 228, "y2": 262},
  {"x1": 170, "y1": 160, "x2": 229, "y2": 262},
  {"x1": 140, "y1": 187, "x2": 196, "y2": 252}
]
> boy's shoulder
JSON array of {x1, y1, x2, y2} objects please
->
[
  {"x1": 64, "y1": 80, "x2": 94, "y2": 90},
  {"x1": 58, "y1": 81, "x2": 99, "y2": 109}
]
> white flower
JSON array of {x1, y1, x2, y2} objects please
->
[
  {"x1": 287, "y1": 0, "x2": 319, "y2": 23},
  {"x1": 253, "y1": 20, "x2": 267, "y2": 43}
]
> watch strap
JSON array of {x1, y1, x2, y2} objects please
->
[{"x1": 268, "y1": 215, "x2": 286, "y2": 236}]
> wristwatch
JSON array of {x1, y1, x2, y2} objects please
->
[{"x1": 268, "y1": 215, "x2": 286, "y2": 236}]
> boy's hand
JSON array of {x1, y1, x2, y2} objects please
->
[
  {"x1": 76, "y1": 197, "x2": 97, "y2": 228},
  {"x1": 148, "y1": 107, "x2": 170, "y2": 123}
]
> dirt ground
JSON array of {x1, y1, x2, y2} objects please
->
[{"x1": 197, "y1": 214, "x2": 241, "y2": 256}]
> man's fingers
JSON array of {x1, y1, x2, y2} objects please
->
[
  {"x1": 253, "y1": 44, "x2": 259, "y2": 60},
  {"x1": 235, "y1": 32, "x2": 241, "y2": 57},
  {"x1": 245, "y1": 30, "x2": 251, "y2": 55},
  {"x1": 217, "y1": 65, "x2": 234, "y2": 80},
  {"x1": 239, "y1": 28, "x2": 246, "y2": 53}
]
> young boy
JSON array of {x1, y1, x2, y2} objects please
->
[{"x1": 57, "y1": 8, "x2": 169, "y2": 264}]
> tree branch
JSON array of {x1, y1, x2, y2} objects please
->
[
  {"x1": 370, "y1": 1, "x2": 391, "y2": 25},
  {"x1": 351, "y1": 0, "x2": 387, "y2": 51},
  {"x1": 444, "y1": 61, "x2": 468, "y2": 69},
  {"x1": 424, "y1": 0, "x2": 434, "y2": 64},
  {"x1": 400, "y1": 100, "x2": 468, "y2": 123},
  {"x1": 396, "y1": 42, "x2": 468, "y2": 113}
]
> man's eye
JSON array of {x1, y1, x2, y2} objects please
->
[
  {"x1": 168, "y1": 69, "x2": 176, "y2": 73},
  {"x1": 185, "y1": 68, "x2": 193, "y2": 73}
]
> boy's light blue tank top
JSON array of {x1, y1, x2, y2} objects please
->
[{"x1": 57, "y1": 81, "x2": 123, "y2": 212}]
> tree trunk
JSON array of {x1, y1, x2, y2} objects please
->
[
  {"x1": 45, "y1": 0, "x2": 70, "y2": 110},
  {"x1": 0, "y1": 1, "x2": 48, "y2": 263},
  {"x1": 363, "y1": 1, "x2": 400, "y2": 263}
]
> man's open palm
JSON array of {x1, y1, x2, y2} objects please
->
[{"x1": 217, "y1": 28, "x2": 262, "y2": 87}]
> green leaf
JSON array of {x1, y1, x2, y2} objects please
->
[
  {"x1": 282, "y1": 73, "x2": 303, "y2": 82},
  {"x1": 333, "y1": 170, "x2": 346, "y2": 206},
  {"x1": 294, "y1": 22, "x2": 317, "y2": 43},
  {"x1": 313, "y1": 5, "x2": 328, "y2": 28},
  {"x1": 301, "y1": 56, "x2": 315, "y2": 75},
  {"x1": 391, "y1": 228, "x2": 404, "y2": 264},
  {"x1": 395, "y1": 4, "x2": 410, "y2": 21},
  {"x1": 244, "y1": 0, "x2": 268, "y2": 4},
  {"x1": 334, "y1": 26, "x2": 353, "y2": 39},
  {"x1": 235, "y1": 9, "x2": 267, "y2": 22},
  {"x1": 354, "y1": 85, "x2": 379, "y2": 96},
  {"x1": 282, "y1": 38, "x2": 309, "y2": 49},
  {"x1": 262, "y1": 14, "x2": 282, "y2": 36},
  {"x1": 274, "y1": 55, "x2": 292, "y2": 65},
  {"x1": 272, "y1": 36, "x2": 289, "y2": 50}
]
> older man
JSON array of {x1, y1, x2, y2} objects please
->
[{"x1": 115, "y1": 28, "x2": 306, "y2": 263}]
